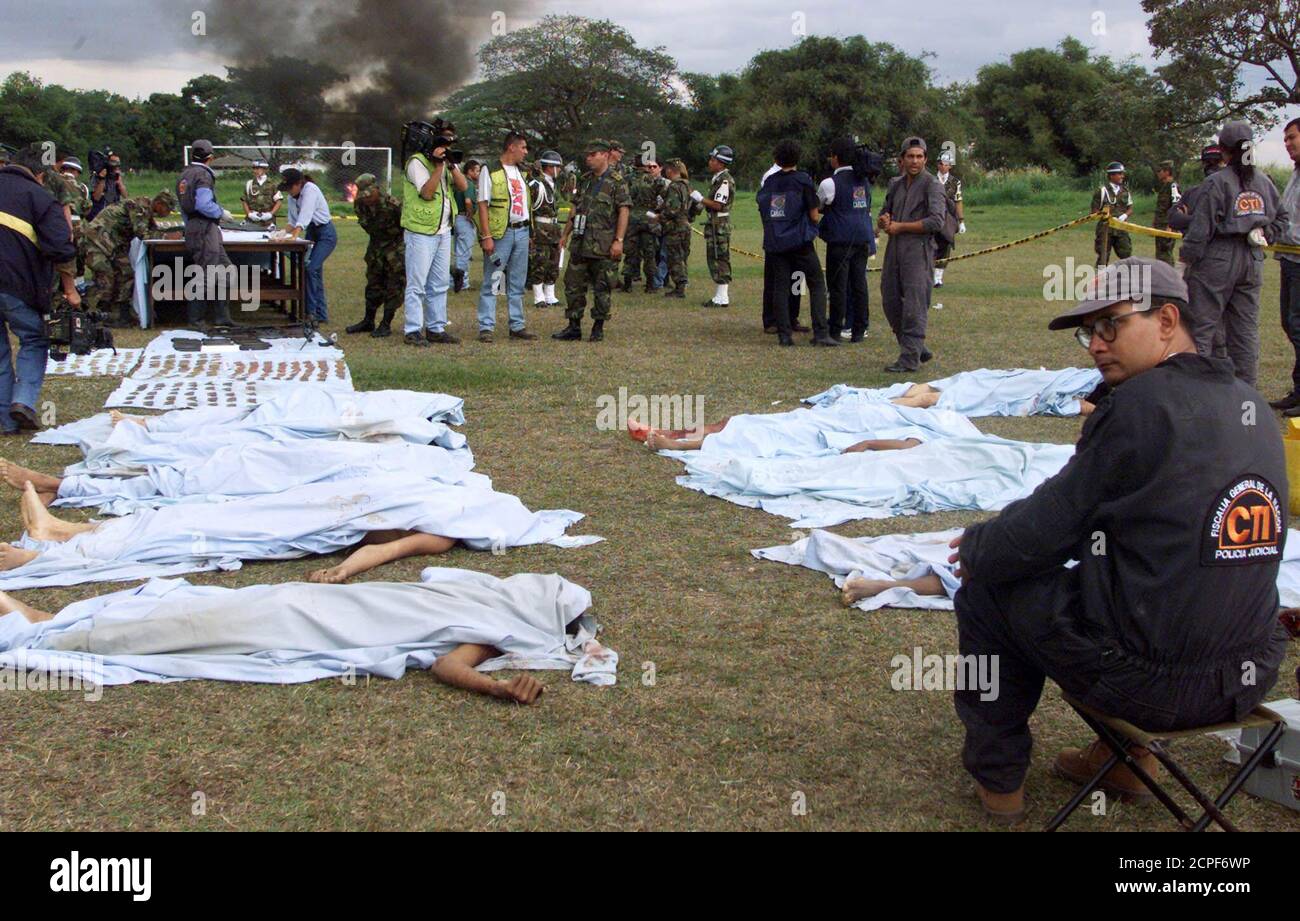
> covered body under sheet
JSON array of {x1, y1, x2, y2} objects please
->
[
  {"x1": 0, "y1": 569, "x2": 616, "y2": 687},
  {"x1": 0, "y1": 476, "x2": 600, "y2": 590},
  {"x1": 805, "y1": 367, "x2": 1103, "y2": 417}
]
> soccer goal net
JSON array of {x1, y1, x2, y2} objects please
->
[{"x1": 181, "y1": 145, "x2": 394, "y2": 201}]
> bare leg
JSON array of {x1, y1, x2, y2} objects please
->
[
  {"x1": 0, "y1": 458, "x2": 61, "y2": 505},
  {"x1": 841, "y1": 437, "x2": 922, "y2": 454},
  {"x1": 0, "y1": 589, "x2": 54, "y2": 623},
  {"x1": 842, "y1": 572, "x2": 946, "y2": 606},
  {"x1": 0, "y1": 543, "x2": 40, "y2": 572},
  {"x1": 109, "y1": 410, "x2": 149, "y2": 428},
  {"x1": 646, "y1": 430, "x2": 707, "y2": 451},
  {"x1": 308, "y1": 530, "x2": 457, "y2": 584},
  {"x1": 20, "y1": 483, "x2": 98, "y2": 542}
]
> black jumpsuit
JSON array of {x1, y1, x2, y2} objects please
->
[{"x1": 955, "y1": 353, "x2": 1290, "y2": 793}]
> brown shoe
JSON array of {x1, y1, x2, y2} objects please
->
[
  {"x1": 1054, "y1": 739, "x2": 1157, "y2": 801},
  {"x1": 425, "y1": 330, "x2": 460, "y2": 344},
  {"x1": 975, "y1": 784, "x2": 1025, "y2": 825},
  {"x1": 477, "y1": 330, "x2": 494, "y2": 343},
  {"x1": 508, "y1": 328, "x2": 538, "y2": 340}
]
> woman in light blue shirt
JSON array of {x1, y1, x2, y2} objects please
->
[{"x1": 280, "y1": 168, "x2": 335, "y2": 323}]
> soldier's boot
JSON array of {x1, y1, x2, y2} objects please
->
[
  {"x1": 115, "y1": 304, "x2": 135, "y2": 328},
  {"x1": 619, "y1": 276, "x2": 633, "y2": 293},
  {"x1": 551, "y1": 319, "x2": 583, "y2": 341},
  {"x1": 665, "y1": 286, "x2": 685, "y2": 299},
  {"x1": 347, "y1": 305, "x2": 378, "y2": 334},
  {"x1": 588, "y1": 320, "x2": 604, "y2": 342},
  {"x1": 371, "y1": 307, "x2": 396, "y2": 338},
  {"x1": 644, "y1": 281, "x2": 657, "y2": 293}
]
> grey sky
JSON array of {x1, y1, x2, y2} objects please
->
[{"x1": 3, "y1": 0, "x2": 1295, "y2": 162}]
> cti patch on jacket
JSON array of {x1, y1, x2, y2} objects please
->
[
  {"x1": 1202, "y1": 474, "x2": 1284, "y2": 565},
  {"x1": 1234, "y1": 190, "x2": 1266, "y2": 218}
]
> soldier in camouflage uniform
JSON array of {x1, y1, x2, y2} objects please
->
[
  {"x1": 552, "y1": 139, "x2": 631, "y2": 342},
  {"x1": 606, "y1": 139, "x2": 628, "y2": 186},
  {"x1": 82, "y1": 190, "x2": 175, "y2": 327},
  {"x1": 241, "y1": 159, "x2": 283, "y2": 229},
  {"x1": 59, "y1": 156, "x2": 92, "y2": 277},
  {"x1": 42, "y1": 159, "x2": 78, "y2": 240},
  {"x1": 621, "y1": 158, "x2": 664, "y2": 291},
  {"x1": 1152, "y1": 159, "x2": 1182, "y2": 266},
  {"x1": 527, "y1": 150, "x2": 564, "y2": 307},
  {"x1": 347, "y1": 172, "x2": 405, "y2": 338},
  {"x1": 1092, "y1": 162, "x2": 1133, "y2": 267},
  {"x1": 659, "y1": 159, "x2": 694, "y2": 298},
  {"x1": 700, "y1": 145, "x2": 736, "y2": 306}
]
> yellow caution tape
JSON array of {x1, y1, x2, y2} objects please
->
[{"x1": 1109, "y1": 216, "x2": 1300, "y2": 256}]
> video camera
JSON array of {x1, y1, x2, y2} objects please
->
[
  {"x1": 46, "y1": 300, "x2": 114, "y2": 361},
  {"x1": 853, "y1": 143, "x2": 884, "y2": 184},
  {"x1": 401, "y1": 119, "x2": 463, "y2": 166},
  {"x1": 89, "y1": 148, "x2": 120, "y2": 182}
]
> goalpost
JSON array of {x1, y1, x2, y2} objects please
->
[{"x1": 181, "y1": 145, "x2": 394, "y2": 198}]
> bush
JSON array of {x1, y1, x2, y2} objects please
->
[{"x1": 960, "y1": 166, "x2": 1089, "y2": 207}]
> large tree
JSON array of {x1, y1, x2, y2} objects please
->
[
  {"x1": 717, "y1": 36, "x2": 973, "y2": 185},
  {"x1": 441, "y1": 15, "x2": 681, "y2": 159},
  {"x1": 1143, "y1": 0, "x2": 1299, "y2": 124},
  {"x1": 968, "y1": 37, "x2": 1210, "y2": 182}
]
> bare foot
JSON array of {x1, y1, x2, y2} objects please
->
[
  {"x1": 21, "y1": 483, "x2": 92, "y2": 542},
  {"x1": 0, "y1": 458, "x2": 60, "y2": 502},
  {"x1": 109, "y1": 410, "x2": 148, "y2": 428},
  {"x1": 644, "y1": 431, "x2": 668, "y2": 450},
  {"x1": 308, "y1": 565, "x2": 352, "y2": 584},
  {"x1": 0, "y1": 542, "x2": 39, "y2": 572},
  {"x1": 841, "y1": 576, "x2": 896, "y2": 606}
]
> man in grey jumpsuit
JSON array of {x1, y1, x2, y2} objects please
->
[
  {"x1": 1180, "y1": 121, "x2": 1290, "y2": 388},
  {"x1": 175, "y1": 138, "x2": 235, "y2": 327},
  {"x1": 878, "y1": 137, "x2": 947, "y2": 372}
]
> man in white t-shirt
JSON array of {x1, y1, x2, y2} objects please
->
[{"x1": 475, "y1": 132, "x2": 539, "y2": 343}]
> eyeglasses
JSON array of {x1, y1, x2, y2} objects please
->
[
  {"x1": 1071, "y1": 310, "x2": 1154, "y2": 351},
  {"x1": 1074, "y1": 306, "x2": 1154, "y2": 348}
]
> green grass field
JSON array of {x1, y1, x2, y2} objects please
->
[{"x1": 1, "y1": 188, "x2": 1297, "y2": 832}]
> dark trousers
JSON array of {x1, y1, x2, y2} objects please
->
[
  {"x1": 1281, "y1": 259, "x2": 1300, "y2": 393},
  {"x1": 954, "y1": 569, "x2": 1279, "y2": 794},
  {"x1": 825, "y1": 241, "x2": 869, "y2": 337},
  {"x1": 762, "y1": 252, "x2": 801, "y2": 329},
  {"x1": 767, "y1": 243, "x2": 827, "y2": 339}
]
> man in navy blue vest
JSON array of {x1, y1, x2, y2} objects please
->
[
  {"x1": 818, "y1": 138, "x2": 876, "y2": 342},
  {"x1": 757, "y1": 140, "x2": 837, "y2": 347},
  {"x1": 879, "y1": 137, "x2": 946, "y2": 371}
]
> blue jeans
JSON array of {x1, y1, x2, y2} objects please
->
[
  {"x1": 0, "y1": 292, "x2": 49, "y2": 431},
  {"x1": 404, "y1": 230, "x2": 451, "y2": 334},
  {"x1": 454, "y1": 214, "x2": 476, "y2": 280},
  {"x1": 655, "y1": 236, "x2": 669, "y2": 288},
  {"x1": 476, "y1": 226, "x2": 529, "y2": 332},
  {"x1": 305, "y1": 220, "x2": 337, "y2": 322}
]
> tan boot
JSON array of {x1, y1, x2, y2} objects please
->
[
  {"x1": 976, "y1": 784, "x2": 1026, "y2": 825},
  {"x1": 1054, "y1": 739, "x2": 1157, "y2": 801}
]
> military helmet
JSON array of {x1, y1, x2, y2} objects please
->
[
  {"x1": 62, "y1": 156, "x2": 84, "y2": 173},
  {"x1": 1105, "y1": 161, "x2": 1126, "y2": 174},
  {"x1": 938, "y1": 150, "x2": 955, "y2": 165},
  {"x1": 354, "y1": 172, "x2": 378, "y2": 193},
  {"x1": 708, "y1": 145, "x2": 734, "y2": 164},
  {"x1": 153, "y1": 189, "x2": 177, "y2": 211},
  {"x1": 538, "y1": 150, "x2": 563, "y2": 167}
]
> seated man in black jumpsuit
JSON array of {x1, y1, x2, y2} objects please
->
[{"x1": 951, "y1": 257, "x2": 1290, "y2": 823}]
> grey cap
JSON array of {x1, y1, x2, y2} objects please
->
[
  {"x1": 191, "y1": 139, "x2": 215, "y2": 160},
  {"x1": 900, "y1": 136, "x2": 926, "y2": 155},
  {"x1": 1218, "y1": 120, "x2": 1253, "y2": 149},
  {"x1": 1048, "y1": 257, "x2": 1189, "y2": 330}
]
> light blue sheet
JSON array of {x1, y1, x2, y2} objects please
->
[
  {"x1": 0, "y1": 569, "x2": 612, "y2": 687},
  {"x1": 805, "y1": 367, "x2": 1103, "y2": 417},
  {"x1": 660, "y1": 400, "x2": 980, "y2": 464},
  {"x1": 0, "y1": 476, "x2": 601, "y2": 590},
  {"x1": 34, "y1": 387, "x2": 468, "y2": 463},
  {"x1": 675, "y1": 435, "x2": 1075, "y2": 527},
  {"x1": 55, "y1": 438, "x2": 486, "y2": 515}
]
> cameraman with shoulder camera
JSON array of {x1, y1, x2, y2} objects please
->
[
  {"x1": 89, "y1": 150, "x2": 126, "y2": 222},
  {"x1": 400, "y1": 119, "x2": 467, "y2": 347},
  {"x1": 0, "y1": 143, "x2": 79, "y2": 434}
]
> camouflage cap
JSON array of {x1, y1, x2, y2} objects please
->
[
  {"x1": 354, "y1": 172, "x2": 378, "y2": 193},
  {"x1": 1158, "y1": 159, "x2": 1175, "y2": 171},
  {"x1": 153, "y1": 189, "x2": 177, "y2": 211},
  {"x1": 584, "y1": 139, "x2": 612, "y2": 153},
  {"x1": 607, "y1": 139, "x2": 624, "y2": 152}
]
